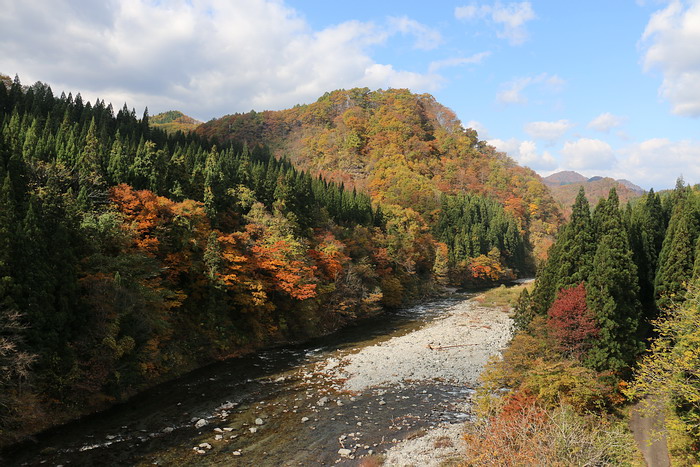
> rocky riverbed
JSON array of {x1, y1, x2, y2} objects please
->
[{"x1": 4, "y1": 290, "x2": 513, "y2": 467}]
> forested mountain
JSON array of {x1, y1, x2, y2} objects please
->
[
  {"x1": 0, "y1": 77, "x2": 554, "y2": 444},
  {"x1": 0, "y1": 76, "x2": 411, "y2": 443},
  {"x1": 197, "y1": 88, "x2": 562, "y2": 262},
  {"x1": 150, "y1": 110, "x2": 201, "y2": 134},
  {"x1": 542, "y1": 170, "x2": 645, "y2": 218}
]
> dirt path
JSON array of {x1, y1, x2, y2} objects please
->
[{"x1": 630, "y1": 396, "x2": 670, "y2": 467}]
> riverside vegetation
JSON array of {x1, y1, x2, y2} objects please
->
[
  {"x1": 1, "y1": 73, "x2": 698, "y2": 465},
  {"x1": 0, "y1": 75, "x2": 557, "y2": 446},
  {"x1": 464, "y1": 184, "x2": 700, "y2": 465}
]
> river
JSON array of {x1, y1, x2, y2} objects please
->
[{"x1": 4, "y1": 289, "x2": 513, "y2": 466}]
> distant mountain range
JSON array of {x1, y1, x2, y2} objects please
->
[{"x1": 542, "y1": 171, "x2": 645, "y2": 216}]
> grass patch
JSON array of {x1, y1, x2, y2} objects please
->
[{"x1": 475, "y1": 283, "x2": 532, "y2": 310}]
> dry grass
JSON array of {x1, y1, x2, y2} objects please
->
[
  {"x1": 358, "y1": 454, "x2": 384, "y2": 466},
  {"x1": 476, "y1": 283, "x2": 531, "y2": 310},
  {"x1": 434, "y1": 436, "x2": 454, "y2": 449}
]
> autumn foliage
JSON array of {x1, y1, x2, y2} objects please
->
[{"x1": 546, "y1": 283, "x2": 599, "y2": 359}]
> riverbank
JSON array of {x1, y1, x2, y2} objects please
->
[
  {"x1": 307, "y1": 293, "x2": 513, "y2": 465},
  {"x1": 2, "y1": 288, "x2": 514, "y2": 466}
]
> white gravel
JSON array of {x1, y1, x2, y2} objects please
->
[
  {"x1": 383, "y1": 423, "x2": 467, "y2": 467},
  {"x1": 321, "y1": 298, "x2": 512, "y2": 392}
]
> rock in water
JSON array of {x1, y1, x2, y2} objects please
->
[{"x1": 194, "y1": 419, "x2": 208, "y2": 429}]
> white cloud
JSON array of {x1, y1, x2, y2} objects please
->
[
  {"x1": 0, "y1": 0, "x2": 441, "y2": 120},
  {"x1": 428, "y1": 51, "x2": 491, "y2": 72},
  {"x1": 561, "y1": 138, "x2": 616, "y2": 170},
  {"x1": 455, "y1": 2, "x2": 536, "y2": 45},
  {"x1": 587, "y1": 112, "x2": 626, "y2": 132},
  {"x1": 614, "y1": 138, "x2": 700, "y2": 188},
  {"x1": 465, "y1": 120, "x2": 490, "y2": 139},
  {"x1": 640, "y1": 0, "x2": 700, "y2": 117},
  {"x1": 488, "y1": 138, "x2": 557, "y2": 170},
  {"x1": 388, "y1": 16, "x2": 442, "y2": 50},
  {"x1": 524, "y1": 119, "x2": 574, "y2": 141},
  {"x1": 496, "y1": 73, "x2": 565, "y2": 105}
]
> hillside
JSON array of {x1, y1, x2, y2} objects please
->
[
  {"x1": 198, "y1": 88, "x2": 562, "y2": 260},
  {"x1": 543, "y1": 171, "x2": 644, "y2": 217},
  {"x1": 542, "y1": 170, "x2": 587, "y2": 186},
  {"x1": 150, "y1": 110, "x2": 201, "y2": 134}
]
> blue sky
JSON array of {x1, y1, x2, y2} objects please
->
[{"x1": 1, "y1": 0, "x2": 699, "y2": 189}]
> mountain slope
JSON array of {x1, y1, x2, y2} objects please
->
[
  {"x1": 198, "y1": 88, "x2": 562, "y2": 260},
  {"x1": 543, "y1": 171, "x2": 645, "y2": 217},
  {"x1": 543, "y1": 170, "x2": 588, "y2": 186},
  {"x1": 150, "y1": 110, "x2": 201, "y2": 133}
]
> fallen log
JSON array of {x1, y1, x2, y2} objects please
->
[{"x1": 427, "y1": 343, "x2": 478, "y2": 350}]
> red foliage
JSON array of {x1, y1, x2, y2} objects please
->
[{"x1": 547, "y1": 283, "x2": 599, "y2": 359}]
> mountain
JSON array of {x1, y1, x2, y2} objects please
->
[
  {"x1": 542, "y1": 170, "x2": 587, "y2": 186},
  {"x1": 197, "y1": 88, "x2": 562, "y2": 260},
  {"x1": 617, "y1": 178, "x2": 644, "y2": 193},
  {"x1": 542, "y1": 171, "x2": 645, "y2": 217},
  {"x1": 150, "y1": 110, "x2": 201, "y2": 133}
]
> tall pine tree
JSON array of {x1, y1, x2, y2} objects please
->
[{"x1": 586, "y1": 189, "x2": 643, "y2": 372}]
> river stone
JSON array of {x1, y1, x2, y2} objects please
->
[
  {"x1": 194, "y1": 418, "x2": 208, "y2": 429},
  {"x1": 338, "y1": 448, "x2": 352, "y2": 457},
  {"x1": 255, "y1": 418, "x2": 264, "y2": 425},
  {"x1": 317, "y1": 396, "x2": 329, "y2": 406},
  {"x1": 249, "y1": 427, "x2": 258, "y2": 433},
  {"x1": 162, "y1": 427, "x2": 174, "y2": 434},
  {"x1": 301, "y1": 416, "x2": 309, "y2": 423},
  {"x1": 199, "y1": 443, "x2": 212, "y2": 449}
]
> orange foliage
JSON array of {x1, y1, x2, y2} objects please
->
[
  {"x1": 468, "y1": 255, "x2": 505, "y2": 282},
  {"x1": 251, "y1": 240, "x2": 317, "y2": 300},
  {"x1": 308, "y1": 232, "x2": 349, "y2": 280}
]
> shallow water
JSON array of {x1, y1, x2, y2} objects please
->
[{"x1": 3, "y1": 292, "x2": 491, "y2": 466}]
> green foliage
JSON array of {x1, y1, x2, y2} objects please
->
[
  {"x1": 0, "y1": 76, "x2": 424, "y2": 444},
  {"x1": 435, "y1": 192, "x2": 526, "y2": 284},
  {"x1": 530, "y1": 188, "x2": 643, "y2": 373},
  {"x1": 585, "y1": 189, "x2": 643, "y2": 372},
  {"x1": 530, "y1": 188, "x2": 594, "y2": 315},
  {"x1": 197, "y1": 87, "x2": 562, "y2": 266},
  {"x1": 655, "y1": 181, "x2": 699, "y2": 309},
  {"x1": 626, "y1": 280, "x2": 700, "y2": 463},
  {"x1": 628, "y1": 188, "x2": 667, "y2": 310}
]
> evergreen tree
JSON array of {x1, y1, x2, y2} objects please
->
[
  {"x1": 556, "y1": 187, "x2": 595, "y2": 287},
  {"x1": 530, "y1": 188, "x2": 594, "y2": 316},
  {"x1": 655, "y1": 188, "x2": 698, "y2": 309},
  {"x1": 586, "y1": 189, "x2": 643, "y2": 372},
  {"x1": 0, "y1": 173, "x2": 18, "y2": 310},
  {"x1": 628, "y1": 189, "x2": 666, "y2": 310}
]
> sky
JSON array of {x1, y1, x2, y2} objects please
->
[{"x1": 1, "y1": 0, "x2": 699, "y2": 190}]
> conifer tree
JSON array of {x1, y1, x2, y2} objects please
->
[
  {"x1": 530, "y1": 188, "x2": 594, "y2": 316},
  {"x1": 655, "y1": 187, "x2": 698, "y2": 309},
  {"x1": 628, "y1": 189, "x2": 666, "y2": 308},
  {"x1": 586, "y1": 189, "x2": 643, "y2": 372},
  {"x1": 0, "y1": 173, "x2": 17, "y2": 309},
  {"x1": 556, "y1": 187, "x2": 595, "y2": 287}
]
